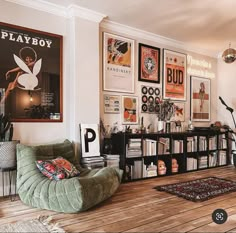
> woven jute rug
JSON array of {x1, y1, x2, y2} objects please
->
[
  {"x1": 154, "y1": 177, "x2": 236, "y2": 202},
  {"x1": 0, "y1": 215, "x2": 65, "y2": 233}
]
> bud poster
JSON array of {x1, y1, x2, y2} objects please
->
[
  {"x1": 0, "y1": 22, "x2": 63, "y2": 122},
  {"x1": 163, "y1": 49, "x2": 187, "y2": 101}
]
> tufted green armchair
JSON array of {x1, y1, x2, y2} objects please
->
[{"x1": 16, "y1": 139, "x2": 123, "y2": 213}]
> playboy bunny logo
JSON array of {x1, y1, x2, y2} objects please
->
[{"x1": 13, "y1": 54, "x2": 42, "y2": 90}]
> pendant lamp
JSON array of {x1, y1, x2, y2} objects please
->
[{"x1": 222, "y1": 42, "x2": 236, "y2": 64}]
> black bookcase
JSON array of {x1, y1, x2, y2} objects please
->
[{"x1": 111, "y1": 129, "x2": 231, "y2": 182}]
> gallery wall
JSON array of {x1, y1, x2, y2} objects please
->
[{"x1": 100, "y1": 23, "x2": 218, "y2": 134}]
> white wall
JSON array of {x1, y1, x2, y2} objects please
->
[
  {"x1": 217, "y1": 59, "x2": 236, "y2": 129},
  {"x1": 0, "y1": 0, "x2": 101, "y2": 196}
]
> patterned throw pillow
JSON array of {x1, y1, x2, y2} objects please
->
[
  {"x1": 36, "y1": 160, "x2": 66, "y2": 181},
  {"x1": 52, "y1": 157, "x2": 80, "y2": 178},
  {"x1": 36, "y1": 157, "x2": 80, "y2": 181}
]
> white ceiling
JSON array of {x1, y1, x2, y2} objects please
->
[{"x1": 36, "y1": 0, "x2": 236, "y2": 56}]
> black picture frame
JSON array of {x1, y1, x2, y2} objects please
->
[
  {"x1": 0, "y1": 22, "x2": 63, "y2": 122},
  {"x1": 138, "y1": 43, "x2": 160, "y2": 83}
]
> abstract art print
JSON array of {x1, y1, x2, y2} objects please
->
[
  {"x1": 103, "y1": 32, "x2": 134, "y2": 93},
  {"x1": 121, "y1": 96, "x2": 138, "y2": 124}
]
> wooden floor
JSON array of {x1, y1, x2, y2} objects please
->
[{"x1": 1, "y1": 166, "x2": 236, "y2": 232}]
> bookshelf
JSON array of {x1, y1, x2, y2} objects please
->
[{"x1": 111, "y1": 129, "x2": 231, "y2": 182}]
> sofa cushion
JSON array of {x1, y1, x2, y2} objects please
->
[
  {"x1": 36, "y1": 159, "x2": 66, "y2": 180},
  {"x1": 36, "y1": 156, "x2": 80, "y2": 181}
]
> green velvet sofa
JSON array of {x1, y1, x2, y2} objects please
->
[{"x1": 16, "y1": 139, "x2": 123, "y2": 213}]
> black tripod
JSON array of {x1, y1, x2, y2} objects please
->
[
  {"x1": 219, "y1": 96, "x2": 236, "y2": 128},
  {"x1": 219, "y1": 96, "x2": 236, "y2": 166}
]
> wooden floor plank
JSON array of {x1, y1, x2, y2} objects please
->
[{"x1": 1, "y1": 166, "x2": 236, "y2": 232}]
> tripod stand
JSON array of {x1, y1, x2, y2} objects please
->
[{"x1": 219, "y1": 96, "x2": 236, "y2": 166}]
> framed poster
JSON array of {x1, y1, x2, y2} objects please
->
[
  {"x1": 0, "y1": 22, "x2": 63, "y2": 122},
  {"x1": 103, "y1": 94, "x2": 120, "y2": 113},
  {"x1": 190, "y1": 76, "x2": 211, "y2": 121},
  {"x1": 121, "y1": 96, "x2": 138, "y2": 124},
  {"x1": 103, "y1": 32, "x2": 134, "y2": 93},
  {"x1": 163, "y1": 49, "x2": 187, "y2": 101},
  {"x1": 170, "y1": 102, "x2": 185, "y2": 122},
  {"x1": 80, "y1": 124, "x2": 100, "y2": 157},
  {"x1": 138, "y1": 43, "x2": 160, "y2": 83}
]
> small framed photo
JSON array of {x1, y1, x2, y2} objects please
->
[
  {"x1": 103, "y1": 94, "x2": 120, "y2": 113},
  {"x1": 170, "y1": 102, "x2": 185, "y2": 122},
  {"x1": 103, "y1": 32, "x2": 135, "y2": 93},
  {"x1": 163, "y1": 49, "x2": 187, "y2": 101},
  {"x1": 121, "y1": 96, "x2": 138, "y2": 124},
  {"x1": 190, "y1": 76, "x2": 211, "y2": 121},
  {"x1": 138, "y1": 43, "x2": 160, "y2": 83}
]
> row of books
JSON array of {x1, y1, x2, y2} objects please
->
[
  {"x1": 186, "y1": 151, "x2": 227, "y2": 171},
  {"x1": 126, "y1": 138, "x2": 142, "y2": 157},
  {"x1": 81, "y1": 154, "x2": 120, "y2": 169}
]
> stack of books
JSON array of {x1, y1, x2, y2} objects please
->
[
  {"x1": 126, "y1": 138, "x2": 142, "y2": 157},
  {"x1": 103, "y1": 154, "x2": 120, "y2": 168},
  {"x1": 81, "y1": 156, "x2": 105, "y2": 169}
]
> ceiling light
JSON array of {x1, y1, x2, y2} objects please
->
[{"x1": 222, "y1": 42, "x2": 236, "y2": 64}]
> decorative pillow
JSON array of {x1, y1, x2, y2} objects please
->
[
  {"x1": 51, "y1": 157, "x2": 80, "y2": 178},
  {"x1": 36, "y1": 160, "x2": 66, "y2": 181},
  {"x1": 36, "y1": 157, "x2": 80, "y2": 181}
]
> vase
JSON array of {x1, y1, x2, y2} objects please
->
[{"x1": 157, "y1": 120, "x2": 164, "y2": 133}]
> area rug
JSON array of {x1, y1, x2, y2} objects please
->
[
  {"x1": 0, "y1": 215, "x2": 65, "y2": 233},
  {"x1": 154, "y1": 177, "x2": 236, "y2": 202}
]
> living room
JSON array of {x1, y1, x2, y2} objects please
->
[{"x1": 0, "y1": 0, "x2": 236, "y2": 232}]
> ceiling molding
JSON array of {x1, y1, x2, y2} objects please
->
[
  {"x1": 101, "y1": 19, "x2": 218, "y2": 58},
  {"x1": 5, "y1": 0, "x2": 67, "y2": 17},
  {"x1": 4, "y1": 0, "x2": 107, "y2": 23},
  {"x1": 67, "y1": 5, "x2": 107, "y2": 23}
]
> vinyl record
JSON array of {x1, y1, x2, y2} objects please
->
[
  {"x1": 155, "y1": 87, "x2": 160, "y2": 95},
  {"x1": 148, "y1": 96, "x2": 154, "y2": 104},
  {"x1": 155, "y1": 96, "x2": 160, "y2": 104},
  {"x1": 142, "y1": 104, "x2": 148, "y2": 112},
  {"x1": 142, "y1": 95, "x2": 148, "y2": 103},
  {"x1": 141, "y1": 86, "x2": 148, "y2": 94},
  {"x1": 149, "y1": 104, "x2": 155, "y2": 112},
  {"x1": 148, "y1": 87, "x2": 154, "y2": 95}
]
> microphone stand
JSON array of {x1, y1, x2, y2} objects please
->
[{"x1": 219, "y1": 96, "x2": 236, "y2": 128}]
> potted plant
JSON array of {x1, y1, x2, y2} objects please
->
[{"x1": 0, "y1": 114, "x2": 19, "y2": 169}]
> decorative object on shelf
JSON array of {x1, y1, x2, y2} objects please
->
[
  {"x1": 174, "y1": 120, "x2": 182, "y2": 132},
  {"x1": 154, "y1": 177, "x2": 236, "y2": 202},
  {"x1": 157, "y1": 160, "x2": 166, "y2": 175},
  {"x1": 0, "y1": 22, "x2": 63, "y2": 122},
  {"x1": 163, "y1": 49, "x2": 187, "y2": 101},
  {"x1": 187, "y1": 120, "x2": 194, "y2": 131},
  {"x1": 138, "y1": 43, "x2": 161, "y2": 83},
  {"x1": 171, "y1": 158, "x2": 179, "y2": 173},
  {"x1": 190, "y1": 76, "x2": 211, "y2": 121},
  {"x1": 222, "y1": 42, "x2": 236, "y2": 64},
  {"x1": 121, "y1": 96, "x2": 138, "y2": 124},
  {"x1": 103, "y1": 32, "x2": 135, "y2": 93}
]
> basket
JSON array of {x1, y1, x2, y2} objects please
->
[{"x1": 0, "y1": 140, "x2": 20, "y2": 168}]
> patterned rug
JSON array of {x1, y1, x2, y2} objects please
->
[
  {"x1": 0, "y1": 216, "x2": 65, "y2": 233},
  {"x1": 154, "y1": 177, "x2": 236, "y2": 202}
]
